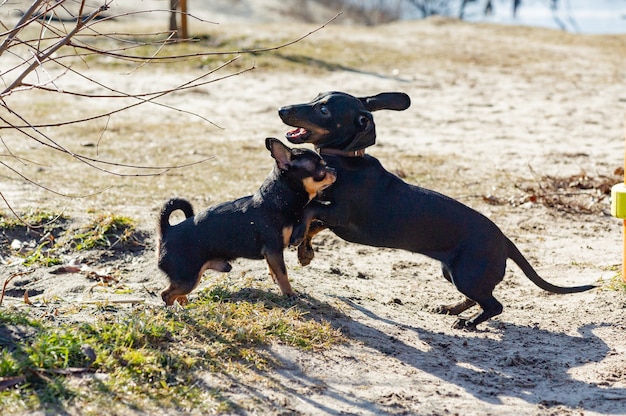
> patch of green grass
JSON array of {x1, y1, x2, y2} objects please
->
[
  {"x1": 604, "y1": 268, "x2": 626, "y2": 292},
  {"x1": 595, "y1": 265, "x2": 626, "y2": 292},
  {"x1": 1, "y1": 210, "x2": 144, "y2": 266},
  {"x1": 70, "y1": 213, "x2": 138, "y2": 250},
  {"x1": 0, "y1": 278, "x2": 344, "y2": 414},
  {"x1": 0, "y1": 210, "x2": 67, "y2": 267},
  {"x1": 20, "y1": 241, "x2": 63, "y2": 267}
]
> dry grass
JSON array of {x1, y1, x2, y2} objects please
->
[{"x1": 0, "y1": 273, "x2": 344, "y2": 414}]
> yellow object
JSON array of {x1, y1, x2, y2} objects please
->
[{"x1": 611, "y1": 183, "x2": 626, "y2": 219}]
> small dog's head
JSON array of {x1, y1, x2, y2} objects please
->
[
  {"x1": 266, "y1": 137, "x2": 336, "y2": 199},
  {"x1": 278, "y1": 91, "x2": 410, "y2": 152}
]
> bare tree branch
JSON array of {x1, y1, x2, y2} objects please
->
[
  {"x1": 0, "y1": 0, "x2": 46, "y2": 55},
  {"x1": 2, "y1": 56, "x2": 253, "y2": 129},
  {"x1": 0, "y1": 2, "x2": 337, "y2": 214},
  {"x1": 1, "y1": 2, "x2": 110, "y2": 95},
  {"x1": 65, "y1": 12, "x2": 341, "y2": 62}
]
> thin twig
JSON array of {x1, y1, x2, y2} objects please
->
[
  {"x1": 0, "y1": 160, "x2": 115, "y2": 197},
  {"x1": 1, "y1": 3, "x2": 110, "y2": 95},
  {"x1": 0, "y1": 190, "x2": 69, "y2": 229},
  {"x1": 0, "y1": 270, "x2": 35, "y2": 307},
  {"x1": 0, "y1": 108, "x2": 211, "y2": 173},
  {"x1": 66, "y1": 13, "x2": 342, "y2": 62},
  {"x1": 0, "y1": 0, "x2": 46, "y2": 56},
  {"x1": 2, "y1": 58, "x2": 252, "y2": 130}
]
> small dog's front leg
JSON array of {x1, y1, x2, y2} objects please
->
[{"x1": 264, "y1": 251, "x2": 295, "y2": 296}]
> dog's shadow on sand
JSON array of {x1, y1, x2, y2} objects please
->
[
  {"x1": 236, "y1": 289, "x2": 624, "y2": 415},
  {"x1": 339, "y1": 296, "x2": 625, "y2": 412}
]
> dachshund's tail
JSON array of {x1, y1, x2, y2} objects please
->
[{"x1": 507, "y1": 238, "x2": 596, "y2": 294}]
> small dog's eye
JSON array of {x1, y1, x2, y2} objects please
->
[{"x1": 320, "y1": 105, "x2": 329, "y2": 115}]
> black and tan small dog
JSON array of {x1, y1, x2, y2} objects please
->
[{"x1": 157, "y1": 137, "x2": 336, "y2": 306}]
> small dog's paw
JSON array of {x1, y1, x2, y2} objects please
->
[
  {"x1": 451, "y1": 318, "x2": 468, "y2": 329},
  {"x1": 283, "y1": 291, "x2": 298, "y2": 299},
  {"x1": 162, "y1": 289, "x2": 177, "y2": 306}
]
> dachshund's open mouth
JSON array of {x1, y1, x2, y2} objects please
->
[{"x1": 285, "y1": 127, "x2": 310, "y2": 143}]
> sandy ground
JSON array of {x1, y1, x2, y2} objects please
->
[{"x1": 2, "y1": 1, "x2": 626, "y2": 415}]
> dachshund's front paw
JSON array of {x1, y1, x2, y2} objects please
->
[
  {"x1": 297, "y1": 240, "x2": 315, "y2": 266},
  {"x1": 451, "y1": 318, "x2": 477, "y2": 331}
]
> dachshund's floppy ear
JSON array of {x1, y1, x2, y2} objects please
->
[
  {"x1": 359, "y1": 92, "x2": 411, "y2": 112},
  {"x1": 266, "y1": 137, "x2": 292, "y2": 171}
]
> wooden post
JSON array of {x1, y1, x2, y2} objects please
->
[
  {"x1": 180, "y1": 0, "x2": 188, "y2": 39},
  {"x1": 169, "y1": 0, "x2": 188, "y2": 40}
]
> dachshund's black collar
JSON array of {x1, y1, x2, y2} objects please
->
[{"x1": 316, "y1": 147, "x2": 366, "y2": 157}]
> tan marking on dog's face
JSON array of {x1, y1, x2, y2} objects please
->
[
  {"x1": 282, "y1": 225, "x2": 293, "y2": 248},
  {"x1": 310, "y1": 125, "x2": 330, "y2": 137},
  {"x1": 302, "y1": 170, "x2": 337, "y2": 199},
  {"x1": 298, "y1": 122, "x2": 330, "y2": 142}
]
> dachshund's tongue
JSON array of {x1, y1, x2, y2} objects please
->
[{"x1": 286, "y1": 127, "x2": 308, "y2": 140}]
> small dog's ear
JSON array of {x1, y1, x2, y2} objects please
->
[
  {"x1": 265, "y1": 137, "x2": 276, "y2": 151},
  {"x1": 266, "y1": 137, "x2": 292, "y2": 171},
  {"x1": 359, "y1": 92, "x2": 410, "y2": 112}
]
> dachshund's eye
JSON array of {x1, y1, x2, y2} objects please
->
[{"x1": 320, "y1": 105, "x2": 329, "y2": 116}]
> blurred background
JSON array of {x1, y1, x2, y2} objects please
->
[{"x1": 148, "y1": 0, "x2": 626, "y2": 33}]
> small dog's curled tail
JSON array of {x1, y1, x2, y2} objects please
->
[{"x1": 159, "y1": 198, "x2": 194, "y2": 238}]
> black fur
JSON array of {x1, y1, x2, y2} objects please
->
[
  {"x1": 157, "y1": 138, "x2": 336, "y2": 305},
  {"x1": 279, "y1": 91, "x2": 595, "y2": 329}
]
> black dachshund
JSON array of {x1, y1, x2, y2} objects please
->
[{"x1": 279, "y1": 91, "x2": 595, "y2": 329}]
